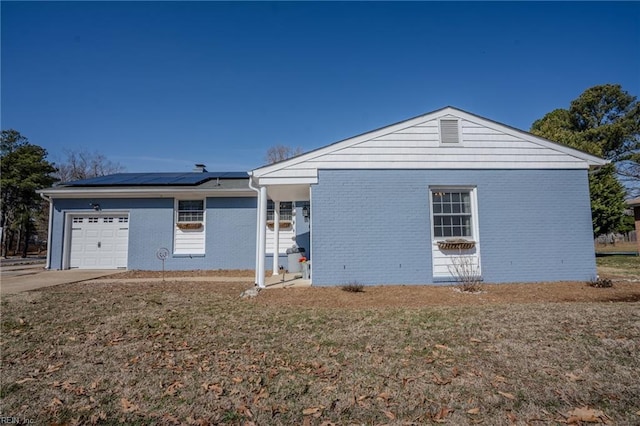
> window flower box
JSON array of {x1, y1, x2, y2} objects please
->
[
  {"x1": 437, "y1": 239, "x2": 476, "y2": 250},
  {"x1": 176, "y1": 222, "x2": 203, "y2": 230},
  {"x1": 267, "y1": 220, "x2": 292, "y2": 230}
]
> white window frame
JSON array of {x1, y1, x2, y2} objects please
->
[
  {"x1": 267, "y1": 201, "x2": 293, "y2": 221},
  {"x1": 439, "y1": 118, "x2": 463, "y2": 146},
  {"x1": 429, "y1": 186, "x2": 479, "y2": 241},
  {"x1": 176, "y1": 199, "x2": 205, "y2": 223},
  {"x1": 173, "y1": 198, "x2": 206, "y2": 255}
]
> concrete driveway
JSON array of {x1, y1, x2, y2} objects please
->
[{"x1": 1, "y1": 264, "x2": 121, "y2": 295}]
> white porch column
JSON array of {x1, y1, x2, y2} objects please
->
[
  {"x1": 257, "y1": 186, "x2": 268, "y2": 288},
  {"x1": 272, "y1": 200, "x2": 280, "y2": 276}
]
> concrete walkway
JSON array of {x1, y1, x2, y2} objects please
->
[
  {"x1": 0, "y1": 265, "x2": 121, "y2": 295},
  {"x1": 1, "y1": 264, "x2": 311, "y2": 295},
  {"x1": 265, "y1": 273, "x2": 311, "y2": 288}
]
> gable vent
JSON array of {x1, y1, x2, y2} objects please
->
[{"x1": 440, "y1": 119, "x2": 460, "y2": 144}]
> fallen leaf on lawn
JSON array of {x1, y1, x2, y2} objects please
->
[
  {"x1": 202, "y1": 383, "x2": 223, "y2": 395},
  {"x1": 498, "y1": 391, "x2": 516, "y2": 400},
  {"x1": 636, "y1": 410, "x2": 640, "y2": 416},
  {"x1": 50, "y1": 397, "x2": 63, "y2": 406},
  {"x1": 506, "y1": 411, "x2": 517, "y2": 422},
  {"x1": 565, "y1": 373, "x2": 583, "y2": 382},
  {"x1": 435, "y1": 344, "x2": 450, "y2": 350},
  {"x1": 302, "y1": 406, "x2": 323, "y2": 416},
  {"x1": 452, "y1": 367, "x2": 460, "y2": 377},
  {"x1": 383, "y1": 410, "x2": 396, "y2": 420},
  {"x1": 467, "y1": 408, "x2": 481, "y2": 414},
  {"x1": 566, "y1": 406, "x2": 609, "y2": 423},
  {"x1": 163, "y1": 381, "x2": 184, "y2": 396},
  {"x1": 15, "y1": 377, "x2": 36, "y2": 384},
  {"x1": 432, "y1": 374, "x2": 451, "y2": 385},
  {"x1": 45, "y1": 363, "x2": 64, "y2": 374},
  {"x1": 232, "y1": 377, "x2": 243, "y2": 383},
  {"x1": 377, "y1": 392, "x2": 392, "y2": 401},
  {"x1": 120, "y1": 398, "x2": 138, "y2": 413},
  {"x1": 494, "y1": 375, "x2": 507, "y2": 383},
  {"x1": 434, "y1": 406, "x2": 453, "y2": 422},
  {"x1": 470, "y1": 338, "x2": 483, "y2": 343}
]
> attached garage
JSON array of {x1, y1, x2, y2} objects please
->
[{"x1": 66, "y1": 214, "x2": 129, "y2": 269}]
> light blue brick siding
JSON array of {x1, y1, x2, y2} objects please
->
[
  {"x1": 50, "y1": 197, "x2": 257, "y2": 270},
  {"x1": 311, "y1": 169, "x2": 596, "y2": 285}
]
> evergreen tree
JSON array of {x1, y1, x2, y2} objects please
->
[
  {"x1": 0, "y1": 130, "x2": 57, "y2": 257},
  {"x1": 530, "y1": 84, "x2": 638, "y2": 236}
]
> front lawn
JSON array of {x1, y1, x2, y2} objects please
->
[{"x1": 1, "y1": 279, "x2": 639, "y2": 424}]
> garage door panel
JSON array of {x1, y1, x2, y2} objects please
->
[{"x1": 69, "y1": 214, "x2": 129, "y2": 269}]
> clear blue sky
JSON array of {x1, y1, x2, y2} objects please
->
[{"x1": 2, "y1": 1, "x2": 639, "y2": 173}]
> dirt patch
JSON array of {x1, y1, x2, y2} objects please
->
[
  {"x1": 107, "y1": 269, "x2": 255, "y2": 279},
  {"x1": 258, "y1": 281, "x2": 640, "y2": 308}
]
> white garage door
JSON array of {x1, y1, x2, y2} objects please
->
[{"x1": 69, "y1": 215, "x2": 129, "y2": 269}]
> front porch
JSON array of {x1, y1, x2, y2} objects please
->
[{"x1": 264, "y1": 272, "x2": 311, "y2": 289}]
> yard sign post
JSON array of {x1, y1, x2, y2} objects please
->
[{"x1": 156, "y1": 247, "x2": 169, "y2": 281}]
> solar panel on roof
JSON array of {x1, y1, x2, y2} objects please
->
[{"x1": 65, "y1": 172, "x2": 248, "y2": 187}]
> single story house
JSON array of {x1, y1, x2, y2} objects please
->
[{"x1": 40, "y1": 106, "x2": 607, "y2": 286}]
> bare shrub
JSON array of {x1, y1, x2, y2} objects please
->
[
  {"x1": 588, "y1": 277, "x2": 613, "y2": 288},
  {"x1": 342, "y1": 281, "x2": 365, "y2": 293},
  {"x1": 448, "y1": 254, "x2": 483, "y2": 293}
]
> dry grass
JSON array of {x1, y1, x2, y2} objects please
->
[
  {"x1": 596, "y1": 255, "x2": 640, "y2": 278},
  {"x1": 2, "y1": 277, "x2": 639, "y2": 425},
  {"x1": 595, "y1": 240, "x2": 638, "y2": 254}
]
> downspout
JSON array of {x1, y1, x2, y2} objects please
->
[
  {"x1": 39, "y1": 192, "x2": 53, "y2": 269},
  {"x1": 257, "y1": 186, "x2": 267, "y2": 288},
  {"x1": 248, "y1": 174, "x2": 261, "y2": 286}
]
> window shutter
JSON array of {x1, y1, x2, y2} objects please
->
[{"x1": 440, "y1": 119, "x2": 460, "y2": 144}]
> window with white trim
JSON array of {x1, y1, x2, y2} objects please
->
[
  {"x1": 177, "y1": 200, "x2": 204, "y2": 222},
  {"x1": 267, "y1": 201, "x2": 293, "y2": 221},
  {"x1": 174, "y1": 199, "x2": 206, "y2": 255},
  {"x1": 431, "y1": 189, "x2": 473, "y2": 238}
]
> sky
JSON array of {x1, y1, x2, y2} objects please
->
[{"x1": 2, "y1": 1, "x2": 639, "y2": 173}]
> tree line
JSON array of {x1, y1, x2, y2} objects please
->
[
  {"x1": 0, "y1": 130, "x2": 123, "y2": 257},
  {"x1": 1, "y1": 83, "x2": 638, "y2": 258}
]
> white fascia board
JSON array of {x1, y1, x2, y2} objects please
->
[
  {"x1": 252, "y1": 107, "x2": 455, "y2": 178},
  {"x1": 37, "y1": 188, "x2": 256, "y2": 199},
  {"x1": 453, "y1": 109, "x2": 609, "y2": 166},
  {"x1": 252, "y1": 106, "x2": 608, "y2": 178},
  {"x1": 258, "y1": 177, "x2": 318, "y2": 186}
]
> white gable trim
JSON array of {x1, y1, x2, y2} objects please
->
[{"x1": 251, "y1": 107, "x2": 608, "y2": 185}]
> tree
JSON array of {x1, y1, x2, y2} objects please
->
[
  {"x1": 588, "y1": 164, "x2": 627, "y2": 236},
  {"x1": 530, "y1": 84, "x2": 639, "y2": 236},
  {"x1": 1, "y1": 130, "x2": 57, "y2": 257},
  {"x1": 532, "y1": 84, "x2": 640, "y2": 188},
  {"x1": 56, "y1": 149, "x2": 125, "y2": 182},
  {"x1": 265, "y1": 144, "x2": 303, "y2": 164}
]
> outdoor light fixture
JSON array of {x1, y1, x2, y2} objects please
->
[
  {"x1": 90, "y1": 203, "x2": 101, "y2": 211},
  {"x1": 302, "y1": 205, "x2": 310, "y2": 221}
]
